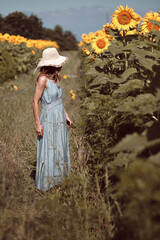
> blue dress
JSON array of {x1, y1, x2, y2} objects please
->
[{"x1": 36, "y1": 78, "x2": 71, "y2": 191}]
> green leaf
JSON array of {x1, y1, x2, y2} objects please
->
[
  {"x1": 108, "y1": 42, "x2": 123, "y2": 56},
  {"x1": 112, "y1": 79, "x2": 144, "y2": 97},
  {"x1": 148, "y1": 19, "x2": 160, "y2": 28},
  {"x1": 133, "y1": 49, "x2": 157, "y2": 71},
  {"x1": 110, "y1": 132, "x2": 160, "y2": 154},
  {"x1": 85, "y1": 67, "x2": 98, "y2": 76},
  {"x1": 88, "y1": 101, "x2": 96, "y2": 111},
  {"x1": 107, "y1": 68, "x2": 137, "y2": 84},
  {"x1": 108, "y1": 77, "x2": 126, "y2": 84},
  {"x1": 150, "y1": 30, "x2": 160, "y2": 43},
  {"x1": 110, "y1": 133, "x2": 147, "y2": 153},
  {"x1": 94, "y1": 58, "x2": 108, "y2": 68},
  {"x1": 138, "y1": 57, "x2": 156, "y2": 71},
  {"x1": 121, "y1": 68, "x2": 137, "y2": 79},
  {"x1": 90, "y1": 74, "x2": 109, "y2": 87},
  {"x1": 114, "y1": 93, "x2": 155, "y2": 115},
  {"x1": 148, "y1": 152, "x2": 160, "y2": 165}
]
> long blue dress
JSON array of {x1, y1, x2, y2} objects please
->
[{"x1": 36, "y1": 77, "x2": 70, "y2": 191}]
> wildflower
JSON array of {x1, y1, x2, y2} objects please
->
[
  {"x1": 13, "y1": 85, "x2": 18, "y2": 91},
  {"x1": 70, "y1": 89, "x2": 75, "y2": 100},
  {"x1": 63, "y1": 75, "x2": 68, "y2": 79},
  {"x1": 72, "y1": 94, "x2": 75, "y2": 100},
  {"x1": 70, "y1": 89, "x2": 74, "y2": 95}
]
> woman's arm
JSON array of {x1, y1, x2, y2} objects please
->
[
  {"x1": 65, "y1": 109, "x2": 72, "y2": 125},
  {"x1": 32, "y1": 76, "x2": 47, "y2": 137}
]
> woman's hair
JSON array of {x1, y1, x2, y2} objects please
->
[{"x1": 35, "y1": 66, "x2": 62, "y2": 85}]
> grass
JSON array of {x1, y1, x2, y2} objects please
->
[{"x1": 0, "y1": 51, "x2": 109, "y2": 240}]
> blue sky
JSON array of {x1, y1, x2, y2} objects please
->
[
  {"x1": 1, "y1": 0, "x2": 159, "y2": 16},
  {"x1": 0, "y1": 0, "x2": 159, "y2": 41}
]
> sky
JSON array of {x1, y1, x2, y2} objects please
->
[
  {"x1": 0, "y1": 0, "x2": 159, "y2": 16},
  {"x1": 0, "y1": 0, "x2": 159, "y2": 41}
]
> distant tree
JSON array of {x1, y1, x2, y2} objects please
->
[
  {"x1": 3, "y1": 12, "x2": 28, "y2": 36},
  {"x1": 47, "y1": 25, "x2": 78, "y2": 50},
  {"x1": 3, "y1": 12, "x2": 44, "y2": 39},
  {"x1": 27, "y1": 14, "x2": 44, "y2": 39},
  {"x1": 43, "y1": 27, "x2": 55, "y2": 40},
  {"x1": 52, "y1": 25, "x2": 64, "y2": 48},
  {"x1": 0, "y1": 14, "x2": 4, "y2": 33},
  {"x1": 63, "y1": 30, "x2": 78, "y2": 50}
]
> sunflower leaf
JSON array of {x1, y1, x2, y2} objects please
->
[
  {"x1": 110, "y1": 132, "x2": 149, "y2": 154},
  {"x1": 121, "y1": 68, "x2": 137, "y2": 79},
  {"x1": 114, "y1": 93, "x2": 155, "y2": 115},
  {"x1": 94, "y1": 58, "x2": 107, "y2": 68},
  {"x1": 90, "y1": 74, "x2": 109, "y2": 87},
  {"x1": 112, "y1": 79, "x2": 144, "y2": 97},
  {"x1": 148, "y1": 19, "x2": 160, "y2": 28},
  {"x1": 85, "y1": 67, "x2": 99, "y2": 76},
  {"x1": 108, "y1": 42, "x2": 123, "y2": 56}
]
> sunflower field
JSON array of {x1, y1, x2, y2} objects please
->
[
  {"x1": 78, "y1": 5, "x2": 160, "y2": 239},
  {"x1": 0, "y1": 33, "x2": 59, "y2": 84}
]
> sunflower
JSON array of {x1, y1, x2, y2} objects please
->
[
  {"x1": 78, "y1": 41, "x2": 84, "y2": 47},
  {"x1": 27, "y1": 42, "x2": 32, "y2": 48},
  {"x1": 102, "y1": 23, "x2": 115, "y2": 34},
  {"x1": 126, "y1": 29, "x2": 138, "y2": 35},
  {"x1": 132, "y1": 13, "x2": 142, "y2": 24},
  {"x1": 112, "y1": 5, "x2": 138, "y2": 31},
  {"x1": 102, "y1": 23, "x2": 115, "y2": 40},
  {"x1": 94, "y1": 30, "x2": 106, "y2": 37},
  {"x1": 141, "y1": 11, "x2": 160, "y2": 33},
  {"x1": 82, "y1": 33, "x2": 88, "y2": 41},
  {"x1": 83, "y1": 37, "x2": 93, "y2": 44},
  {"x1": 91, "y1": 36, "x2": 111, "y2": 54},
  {"x1": 82, "y1": 47, "x2": 91, "y2": 56}
]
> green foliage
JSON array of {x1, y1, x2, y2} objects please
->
[
  {"x1": 0, "y1": 40, "x2": 41, "y2": 84},
  {"x1": 78, "y1": 19, "x2": 160, "y2": 239},
  {"x1": 0, "y1": 48, "x2": 17, "y2": 84}
]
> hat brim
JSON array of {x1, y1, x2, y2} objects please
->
[{"x1": 37, "y1": 55, "x2": 69, "y2": 68}]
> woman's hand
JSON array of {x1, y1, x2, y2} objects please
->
[
  {"x1": 66, "y1": 115, "x2": 72, "y2": 125},
  {"x1": 36, "y1": 124, "x2": 43, "y2": 137}
]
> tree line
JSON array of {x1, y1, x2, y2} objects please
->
[{"x1": 0, "y1": 11, "x2": 78, "y2": 50}]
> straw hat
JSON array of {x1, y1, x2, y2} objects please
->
[{"x1": 35, "y1": 48, "x2": 69, "y2": 70}]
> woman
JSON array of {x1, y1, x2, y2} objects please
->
[{"x1": 33, "y1": 48, "x2": 72, "y2": 192}]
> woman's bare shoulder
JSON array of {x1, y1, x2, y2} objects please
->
[{"x1": 37, "y1": 75, "x2": 47, "y2": 88}]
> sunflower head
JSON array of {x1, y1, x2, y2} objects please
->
[
  {"x1": 78, "y1": 41, "x2": 84, "y2": 47},
  {"x1": 141, "y1": 11, "x2": 160, "y2": 33},
  {"x1": 133, "y1": 13, "x2": 142, "y2": 24},
  {"x1": 82, "y1": 33, "x2": 88, "y2": 40},
  {"x1": 112, "y1": 5, "x2": 138, "y2": 31},
  {"x1": 91, "y1": 36, "x2": 111, "y2": 54}
]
